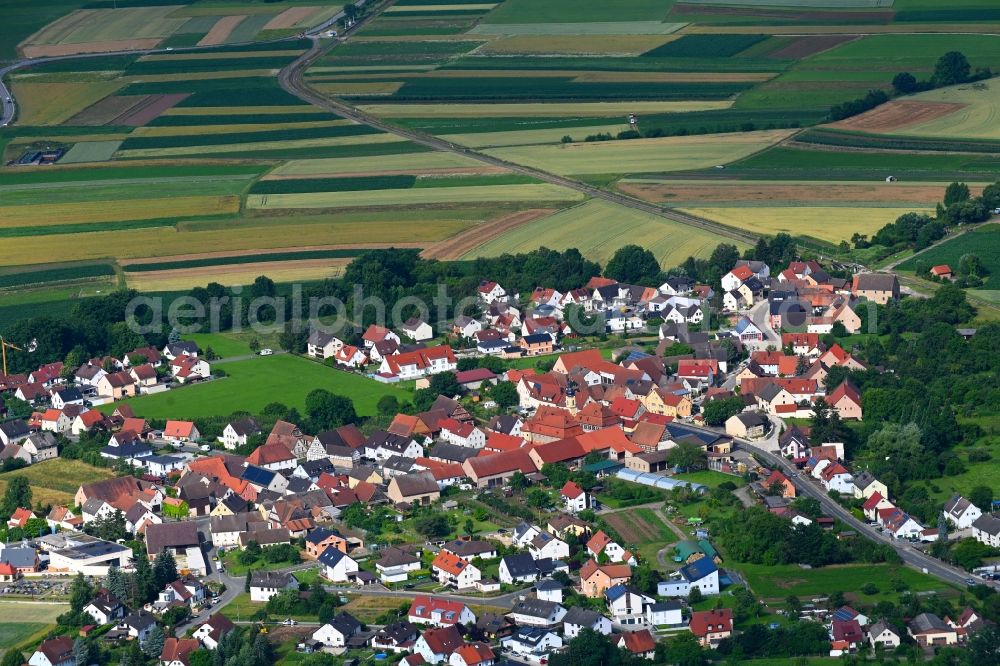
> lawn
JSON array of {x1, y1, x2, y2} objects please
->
[
  {"x1": 120, "y1": 353, "x2": 412, "y2": 419},
  {"x1": 0, "y1": 459, "x2": 115, "y2": 506},
  {"x1": 0, "y1": 601, "x2": 63, "y2": 657},
  {"x1": 680, "y1": 206, "x2": 932, "y2": 245},
  {"x1": 737, "y1": 562, "x2": 955, "y2": 600},
  {"x1": 466, "y1": 199, "x2": 748, "y2": 268},
  {"x1": 673, "y1": 470, "x2": 745, "y2": 489},
  {"x1": 482, "y1": 130, "x2": 794, "y2": 176}
]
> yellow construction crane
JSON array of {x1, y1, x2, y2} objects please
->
[{"x1": 1, "y1": 336, "x2": 23, "y2": 376}]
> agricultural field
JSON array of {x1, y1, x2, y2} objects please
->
[
  {"x1": 832, "y1": 79, "x2": 1000, "y2": 140},
  {"x1": 679, "y1": 206, "x2": 932, "y2": 244},
  {"x1": 896, "y1": 223, "x2": 1000, "y2": 289},
  {"x1": 0, "y1": 459, "x2": 116, "y2": 506},
  {"x1": 466, "y1": 199, "x2": 749, "y2": 267},
  {"x1": 481, "y1": 130, "x2": 794, "y2": 176},
  {"x1": 119, "y1": 353, "x2": 413, "y2": 418}
]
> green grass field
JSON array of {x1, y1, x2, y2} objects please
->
[
  {"x1": 737, "y1": 562, "x2": 956, "y2": 600},
  {"x1": 0, "y1": 459, "x2": 115, "y2": 506},
  {"x1": 120, "y1": 353, "x2": 412, "y2": 419},
  {"x1": 896, "y1": 223, "x2": 1000, "y2": 289},
  {"x1": 483, "y1": 0, "x2": 675, "y2": 23},
  {"x1": 673, "y1": 470, "x2": 746, "y2": 488},
  {"x1": 0, "y1": 601, "x2": 63, "y2": 657}
]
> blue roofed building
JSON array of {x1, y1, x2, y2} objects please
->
[{"x1": 657, "y1": 555, "x2": 720, "y2": 598}]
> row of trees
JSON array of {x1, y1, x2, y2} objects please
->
[{"x1": 831, "y1": 50, "x2": 992, "y2": 121}]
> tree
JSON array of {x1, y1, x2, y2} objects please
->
[
  {"x1": 2, "y1": 649, "x2": 25, "y2": 666},
  {"x1": 153, "y1": 549, "x2": 178, "y2": 589},
  {"x1": 245, "y1": 571, "x2": 252, "y2": 593},
  {"x1": 1, "y1": 476, "x2": 31, "y2": 518},
  {"x1": 688, "y1": 586, "x2": 703, "y2": 604},
  {"x1": 509, "y1": 471, "x2": 529, "y2": 491},
  {"x1": 376, "y1": 395, "x2": 399, "y2": 417},
  {"x1": 277, "y1": 322, "x2": 308, "y2": 353},
  {"x1": 72, "y1": 637, "x2": 90, "y2": 666},
  {"x1": 891, "y1": 71, "x2": 918, "y2": 95},
  {"x1": 660, "y1": 632, "x2": 708, "y2": 666},
  {"x1": 525, "y1": 488, "x2": 552, "y2": 509},
  {"x1": 106, "y1": 566, "x2": 129, "y2": 604},
  {"x1": 958, "y1": 253, "x2": 987, "y2": 278},
  {"x1": 969, "y1": 485, "x2": 994, "y2": 513},
  {"x1": 143, "y1": 625, "x2": 165, "y2": 658},
  {"x1": 305, "y1": 389, "x2": 358, "y2": 432},
  {"x1": 604, "y1": 245, "x2": 661, "y2": 285},
  {"x1": 701, "y1": 396, "x2": 743, "y2": 427},
  {"x1": 934, "y1": 51, "x2": 971, "y2": 86},
  {"x1": 666, "y1": 441, "x2": 706, "y2": 471},
  {"x1": 69, "y1": 572, "x2": 93, "y2": 614},
  {"x1": 427, "y1": 371, "x2": 460, "y2": 399},
  {"x1": 944, "y1": 182, "x2": 971, "y2": 206},
  {"x1": 785, "y1": 595, "x2": 801, "y2": 616},
  {"x1": 489, "y1": 381, "x2": 518, "y2": 409},
  {"x1": 248, "y1": 338, "x2": 260, "y2": 353},
  {"x1": 413, "y1": 512, "x2": 450, "y2": 538}
]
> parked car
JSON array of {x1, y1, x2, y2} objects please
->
[{"x1": 259, "y1": 348, "x2": 274, "y2": 356}]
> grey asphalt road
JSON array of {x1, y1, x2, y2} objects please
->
[{"x1": 740, "y1": 436, "x2": 990, "y2": 591}]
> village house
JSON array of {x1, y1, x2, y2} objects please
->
[
  {"x1": 943, "y1": 494, "x2": 982, "y2": 529},
  {"x1": 852, "y1": 273, "x2": 899, "y2": 304},
  {"x1": 160, "y1": 638, "x2": 199, "y2": 666},
  {"x1": 192, "y1": 614, "x2": 235, "y2": 650},
  {"x1": 689, "y1": 609, "x2": 733, "y2": 648},
  {"x1": 387, "y1": 472, "x2": 441, "y2": 506},
  {"x1": 312, "y1": 612, "x2": 362, "y2": 648},
  {"x1": 401, "y1": 318, "x2": 434, "y2": 342},
  {"x1": 408, "y1": 596, "x2": 477, "y2": 627},
  {"x1": 29, "y1": 636, "x2": 74, "y2": 666},
  {"x1": 432, "y1": 550, "x2": 481, "y2": 590},
  {"x1": 249, "y1": 571, "x2": 297, "y2": 602},
  {"x1": 221, "y1": 417, "x2": 261, "y2": 450},
  {"x1": 579, "y1": 560, "x2": 632, "y2": 598},
  {"x1": 908, "y1": 613, "x2": 957, "y2": 647},
  {"x1": 307, "y1": 330, "x2": 343, "y2": 359},
  {"x1": 508, "y1": 598, "x2": 567, "y2": 628}
]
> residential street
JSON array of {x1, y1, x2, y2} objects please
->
[{"x1": 738, "y1": 435, "x2": 991, "y2": 591}]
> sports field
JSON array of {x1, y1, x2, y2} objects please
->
[
  {"x1": 465, "y1": 199, "x2": 749, "y2": 266},
  {"x1": 120, "y1": 353, "x2": 412, "y2": 418},
  {"x1": 737, "y1": 562, "x2": 954, "y2": 600},
  {"x1": 0, "y1": 602, "x2": 63, "y2": 658}
]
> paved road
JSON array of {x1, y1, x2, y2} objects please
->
[
  {"x1": 0, "y1": 68, "x2": 14, "y2": 127},
  {"x1": 738, "y1": 434, "x2": 987, "y2": 590},
  {"x1": 276, "y1": 23, "x2": 759, "y2": 247}
]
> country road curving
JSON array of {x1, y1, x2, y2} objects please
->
[{"x1": 275, "y1": 10, "x2": 760, "y2": 247}]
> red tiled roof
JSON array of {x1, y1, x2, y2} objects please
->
[
  {"x1": 463, "y1": 449, "x2": 537, "y2": 479},
  {"x1": 164, "y1": 421, "x2": 195, "y2": 438},
  {"x1": 432, "y1": 550, "x2": 471, "y2": 576},
  {"x1": 689, "y1": 609, "x2": 733, "y2": 637},
  {"x1": 531, "y1": 437, "x2": 585, "y2": 464},
  {"x1": 561, "y1": 481, "x2": 584, "y2": 499},
  {"x1": 620, "y1": 630, "x2": 656, "y2": 654}
]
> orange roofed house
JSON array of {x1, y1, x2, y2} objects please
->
[
  {"x1": 164, "y1": 421, "x2": 200, "y2": 443},
  {"x1": 579, "y1": 559, "x2": 632, "y2": 598},
  {"x1": 521, "y1": 405, "x2": 582, "y2": 444}
]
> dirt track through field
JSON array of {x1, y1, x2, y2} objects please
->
[
  {"x1": 198, "y1": 15, "x2": 247, "y2": 46},
  {"x1": 830, "y1": 100, "x2": 967, "y2": 133},
  {"x1": 421, "y1": 208, "x2": 555, "y2": 260},
  {"x1": 22, "y1": 39, "x2": 160, "y2": 58}
]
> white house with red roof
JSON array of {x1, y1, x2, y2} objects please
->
[
  {"x1": 170, "y1": 356, "x2": 210, "y2": 383},
  {"x1": 587, "y1": 530, "x2": 626, "y2": 563},
  {"x1": 379, "y1": 345, "x2": 456, "y2": 380},
  {"x1": 431, "y1": 550, "x2": 481, "y2": 590},
  {"x1": 362, "y1": 325, "x2": 400, "y2": 349},
  {"x1": 164, "y1": 421, "x2": 200, "y2": 443},
  {"x1": 408, "y1": 595, "x2": 477, "y2": 627},
  {"x1": 862, "y1": 492, "x2": 894, "y2": 521},
  {"x1": 561, "y1": 481, "x2": 591, "y2": 514},
  {"x1": 477, "y1": 281, "x2": 507, "y2": 305},
  {"x1": 334, "y1": 345, "x2": 368, "y2": 369},
  {"x1": 721, "y1": 265, "x2": 754, "y2": 294},
  {"x1": 676, "y1": 359, "x2": 717, "y2": 392},
  {"x1": 449, "y1": 642, "x2": 495, "y2": 666},
  {"x1": 439, "y1": 419, "x2": 485, "y2": 449},
  {"x1": 817, "y1": 461, "x2": 854, "y2": 495}
]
